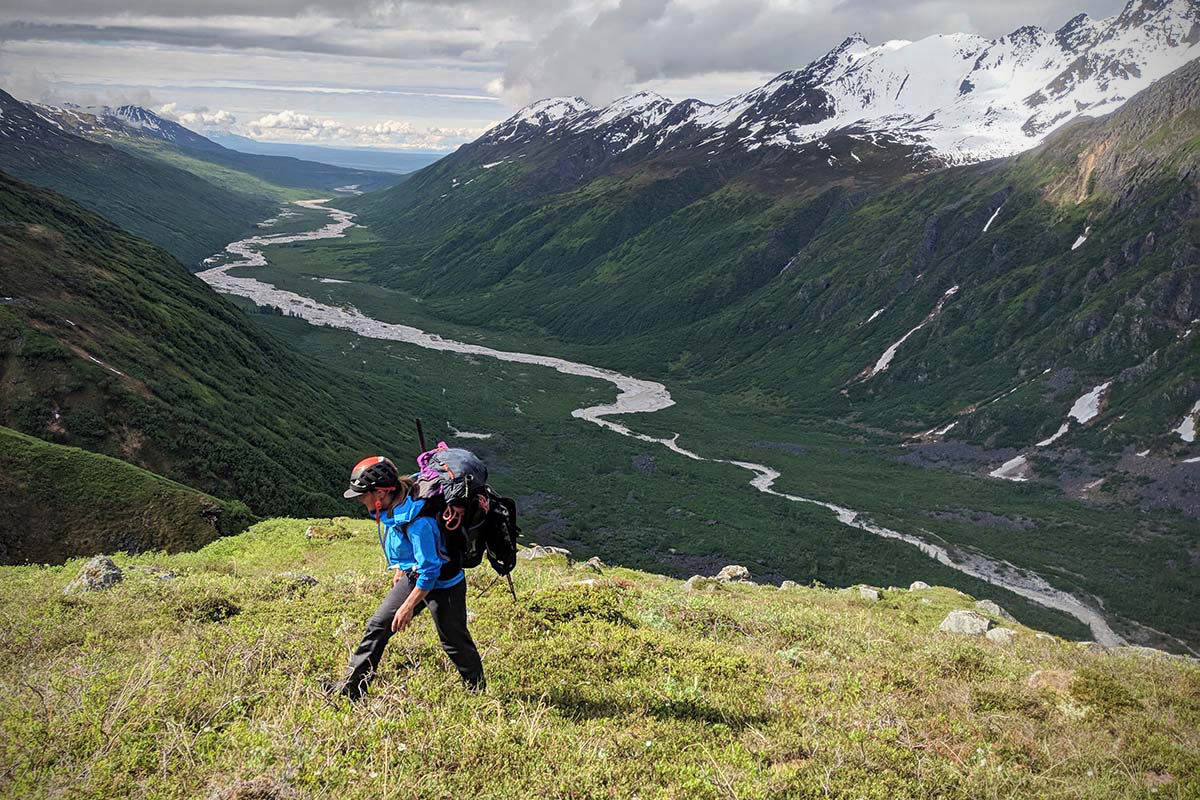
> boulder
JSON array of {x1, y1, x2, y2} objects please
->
[
  {"x1": 985, "y1": 627, "x2": 1017, "y2": 645},
  {"x1": 779, "y1": 580, "x2": 799, "y2": 590},
  {"x1": 1028, "y1": 669, "x2": 1075, "y2": 692},
  {"x1": 939, "y1": 610, "x2": 991, "y2": 636},
  {"x1": 517, "y1": 545, "x2": 572, "y2": 561},
  {"x1": 683, "y1": 575, "x2": 721, "y2": 592},
  {"x1": 858, "y1": 586, "x2": 880, "y2": 602},
  {"x1": 909, "y1": 581, "x2": 931, "y2": 591},
  {"x1": 975, "y1": 599, "x2": 1016, "y2": 621},
  {"x1": 575, "y1": 556, "x2": 604, "y2": 573},
  {"x1": 715, "y1": 565, "x2": 751, "y2": 583},
  {"x1": 64, "y1": 556, "x2": 122, "y2": 594}
]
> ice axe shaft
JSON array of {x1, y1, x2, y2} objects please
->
[
  {"x1": 506, "y1": 573, "x2": 517, "y2": 601},
  {"x1": 416, "y1": 418, "x2": 427, "y2": 454}
]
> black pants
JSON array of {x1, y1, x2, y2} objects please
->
[{"x1": 343, "y1": 572, "x2": 484, "y2": 698}]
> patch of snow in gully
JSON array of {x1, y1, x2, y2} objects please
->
[{"x1": 864, "y1": 286, "x2": 958, "y2": 378}]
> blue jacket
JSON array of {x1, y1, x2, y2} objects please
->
[{"x1": 379, "y1": 497, "x2": 464, "y2": 591}]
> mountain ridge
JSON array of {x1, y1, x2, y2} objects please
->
[{"x1": 479, "y1": 0, "x2": 1199, "y2": 169}]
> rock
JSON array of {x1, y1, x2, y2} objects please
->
[
  {"x1": 278, "y1": 571, "x2": 318, "y2": 588},
  {"x1": 1028, "y1": 669, "x2": 1075, "y2": 693},
  {"x1": 466, "y1": 611, "x2": 477, "y2": 624},
  {"x1": 779, "y1": 580, "x2": 799, "y2": 590},
  {"x1": 64, "y1": 556, "x2": 122, "y2": 594},
  {"x1": 572, "y1": 579, "x2": 598, "y2": 587},
  {"x1": 517, "y1": 544, "x2": 572, "y2": 561},
  {"x1": 667, "y1": 547, "x2": 677, "y2": 554},
  {"x1": 975, "y1": 599, "x2": 1016, "y2": 621},
  {"x1": 985, "y1": 627, "x2": 1017, "y2": 645},
  {"x1": 575, "y1": 556, "x2": 604, "y2": 573},
  {"x1": 714, "y1": 565, "x2": 751, "y2": 583},
  {"x1": 858, "y1": 586, "x2": 880, "y2": 602},
  {"x1": 683, "y1": 575, "x2": 721, "y2": 592},
  {"x1": 938, "y1": 610, "x2": 992, "y2": 636},
  {"x1": 1035, "y1": 632, "x2": 1057, "y2": 641},
  {"x1": 909, "y1": 580, "x2": 931, "y2": 590}
]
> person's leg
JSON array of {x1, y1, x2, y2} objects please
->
[
  {"x1": 424, "y1": 579, "x2": 485, "y2": 690},
  {"x1": 341, "y1": 573, "x2": 417, "y2": 699}
]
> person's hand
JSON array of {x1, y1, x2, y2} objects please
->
[
  {"x1": 392, "y1": 569, "x2": 402, "y2": 587},
  {"x1": 391, "y1": 605, "x2": 413, "y2": 633}
]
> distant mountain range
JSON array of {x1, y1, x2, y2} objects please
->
[
  {"x1": 204, "y1": 132, "x2": 444, "y2": 174},
  {"x1": 0, "y1": 93, "x2": 402, "y2": 262},
  {"x1": 482, "y1": 0, "x2": 1198, "y2": 168}
]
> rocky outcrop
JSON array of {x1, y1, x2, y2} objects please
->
[
  {"x1": 63, "y1": 556, "x2": 122, "y2": 594},
  {"x1": 715, "y1": 565, "x2": 752, "y2": 583},
  {"x1": 975, "y1": 599, "x2": 1017, "y2": 622},
  {"x1": 909, "y1": 581, "x2": 931, "y2": 590},
  {"x1": 683, "y1": 575, "x2": 722, "y2": 592},
  {"x1": 939, "y1": 610, "x2": 992, "y2": 636},
  {"x1": 518, "y1": 545, "x2": 572, "y2": 561},
  {"x1": 575, "y1": 556, "x2": 605, "y2": 573},
  {"x1": 986, "y1": 627, "x2": 1017, "y2": 644}
]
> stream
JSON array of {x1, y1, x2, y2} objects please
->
[{"x1": 199, "y1": 199, "x2": 1131, "y2": 648}]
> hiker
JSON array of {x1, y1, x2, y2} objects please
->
[{"x1": 328, "y1": 455, "x2": 485, "y2": 700}]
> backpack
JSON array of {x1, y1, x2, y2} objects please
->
[{"x1": 413, "y1": 443, "x2": 521, "y2": 578}]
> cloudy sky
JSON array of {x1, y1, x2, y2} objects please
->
[{"x1": 0, "y1": 0, "x2": 1130, "y2": 152}]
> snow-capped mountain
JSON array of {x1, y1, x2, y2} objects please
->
[
  {"x1": 28, "y1": 102, "x2": 222, "y2": 152},
  {"x1": 480, "y1": 0, "x2": 1199, "y2": 166}
]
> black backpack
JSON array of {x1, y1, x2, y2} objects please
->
[
  {"x1": 412, "y1": 445, "x2": 521, "y2": 579},
  {"x1": 421, "y1": 488, "x2": 520, "y2": 577}
]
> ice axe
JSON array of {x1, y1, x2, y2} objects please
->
[{"x1": 415, "y1": 418, "x2": 427, "y2": 454}]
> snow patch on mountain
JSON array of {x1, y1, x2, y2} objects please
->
[
  {"x1": 479, "y1": 1, "x2": 1198, "y2": 167},
  {"x1": 862, "y1": 286, "x2": 958, "y2": 379},
  {"x1": 990, "y1": 455, "x2": 1031, "y2": 482},
  {"x1": 1174, "y1": 399, "x2": 1200, "y2": 442},
  {"x1": 1069, "y1": 381, "x2": 1112, "y2": 424},
  {"x1": 1072, "y1": 226, "x2": 1092, "y2": 250},
  {"x1": 982, "y1": 203, "x2": 1004, "y2": 233}
]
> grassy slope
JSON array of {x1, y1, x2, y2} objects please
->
[
  {"x1": 0, "y1": 93, "x2": 275, "y2": 265},
  {"x1": 111, "y1": 138, "x2": 400, "y2": 195},
  {"x1": 0, "y1": 426, "x2": 254, "y2": 565},
  {"x1": 0, "y1": 518, "x2": 1195, "y2": 799},
  {"x1": 0, "y1": 171, "x2": 432, "y2": 526}
]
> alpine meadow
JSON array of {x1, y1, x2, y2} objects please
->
[{"x1": 1, "y1": 1, "x2": 1198, "y2": 798}]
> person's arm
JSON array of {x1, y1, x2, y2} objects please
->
[
  {"x1": 391, "y1": 517, "x2": 441, "y2": 632},
  {"x1": 392, "y1": 586, "x2": 429, "y2": 632}
]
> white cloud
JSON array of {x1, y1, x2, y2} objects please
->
[
  {"x1": 159, "y1": 102, "x2": 238, "y2": 128},
  {"x1": 244, "y1": 109, "x2": 485, "y2": 149}
]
